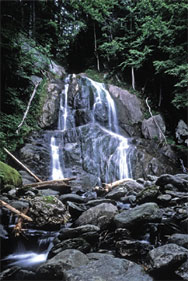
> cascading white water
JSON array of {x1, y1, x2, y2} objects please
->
[
  {"x1": 50, "y1": 136, "x2": 64, "y2": 180},
  {"x1": 50, "y1": 75, "x2": 134, "y2": 183},
  {"x1": 85, "y1": 77, "x2": 132, "y2": 180},
  {"x1": 88, "y1": 78, "x2": 119, "y2": 133},
  {"x1": 50, "y1": 76, "x2": 71, "y2": 180},
  {"x1": 58, "y1": 76, "x2": 69, "y2": 131},
  {"x1": 2, "y1": 230, "x2": 57, "y2": 268}
]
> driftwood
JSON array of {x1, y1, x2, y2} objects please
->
[
  {"x1": 0, "y1": 200, "x2": 33, "y2": 222},
  {"x1": 95, "y1": 178, "x2": 134, "y2": 193},
  {"x1": 13, "y1": 208, "x2": 29, "y2": 237},
  {"x1": 3, "y1": 148, "x2": 42, "y2": 182},
  {"x1": 24, "y1": 178, "x2": 76, "y2": 189},
  {"x1": 16, "y1": 81, "x2": 40, "y2": 134}
]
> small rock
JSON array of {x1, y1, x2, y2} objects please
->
[
  {"x1": 116, "y1": 239, "x2": 152, "y2": 260},
  {"x1": 67, "y1": 201, "x2": 86, "y2": 218},
  {"x1": 10, "y1": 200, "x2": 29, "y2": 210},
  {"x1": 48, "y1": 238, "x2": 91, "y2": 258},
  {"x1": 0, "y1": 224, "x2": 8, "y2": 239},
  {"x1": 58, "y1": 224, "x2": 100, "y2": 241},
  {"x1": 86, "y1": 198, "x2": 114, "y2": 207},
  {"x1": 175, "y1": 259, "x2": 188, "y2": 280},
  {"x1": 157, "y1": 194, "x2": 172, "y2": 203},
  {"x1": 105, "y1": 186, "x2": 127, "y2": 200},
  {"x1": 136, "y1": 186, "x2": 160, "y2": 204},
  {"x1": 60, "y1": 193, "x2": 86, "y2": 203}
]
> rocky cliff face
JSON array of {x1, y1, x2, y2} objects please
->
[{"x1": 19, "y1": 74, "x2": 178, "y2": 189}]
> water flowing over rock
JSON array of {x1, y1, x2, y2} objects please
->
[{"x1": 19, "y1": 74, "x2": 178, "y2": 189}]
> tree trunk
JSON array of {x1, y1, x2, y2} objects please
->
[
  {"x1": 32, "y1": 1, "x2": 36, "y2": 39},
  {"x1": 94, "y1": 23, "x2": 100, "y2": 72},
  {"x1": 3, "y1": 148, "x2": 42, "y2": 182},
  {"x1": 16, "y1": 81, "x2": 40, "y2": 134},
  {"x1": 24, "y1": 178, "x2": 75, "y2": 189},
  {"x1": 158, "y1": 83, "x2": 162, "y2": 107},
  {"x1": 131, "y1": 66, "x2": 135, "y2": 90}
]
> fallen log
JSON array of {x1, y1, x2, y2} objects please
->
[
  {"x1": 13, "y1": 208, "x2": 29, "y2": 237},
  {"x1": 95, "y1": 178, "x2": 134, "y2": 192},
  {"x1": 0, "y1": 200, "x2": 33, "y2": 222},
  {"x1": 3, "y1": 148, "x2": 42, "y2": 182},
  {"x1": 24, "y1": 178, "x2": 76, "y2": 189}
]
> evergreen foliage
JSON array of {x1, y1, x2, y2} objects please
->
[{"x1": 1, "y1": 0, "x2": 187, "y2": 162}]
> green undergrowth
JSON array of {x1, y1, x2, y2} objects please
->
[
  {"x1": 42, "y1": 195, "x2": 56, "y2": 204},
  {"x1": 0, "y1": 77, "x2": 48, "y2": 162}
]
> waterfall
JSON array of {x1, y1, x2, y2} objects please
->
[
  {"x1": 49, "y1": 75, "x2": 134, "y2": 183},
  {"x1": 58, "y1": 76, "x2": 70, "y2": 131},
  {"x1": 2, "y1": 230, "x2": 57, "y2": 268},
  {"x1": 87, "y1": 78, "x2": 119, "y2": 133},
  {"x1": 84, "y1": 77, "x2": 133, "y2": 181},
  {"x1": 50, "y1": 76, "x2": 71, "y2": 180},
  {"x1": 50, "y1": 136, "x2": 64, "y2": 180}
]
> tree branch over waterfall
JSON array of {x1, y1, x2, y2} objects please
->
[{"x1": 16, "y1": 81, "x2": 40, "y2": 134}]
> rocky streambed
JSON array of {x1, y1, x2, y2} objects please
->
[{"x1": 0, "y1": 172, "x2": 188, "y2": 281}]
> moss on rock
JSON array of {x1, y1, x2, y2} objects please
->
[{"x1": 0, "y1": 161, "x2": 22, "y2": 187}]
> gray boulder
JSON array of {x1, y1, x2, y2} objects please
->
[
  {"x1": 176, "y1": 259, "x2": 188, "y2": 280},
  {"x1": 28, "y1": 196, "x2": 70, "y2": 228},
  {"x1": 39, "y1": 81, "x2": 63, "y2": 129},
  {"x1": 148, "y1": 243, "x2": 188, "y2": 272},
  {"x1": 75, "y1": 203, "x2": 118, "y2": 229},
  {"x1": 176, "y1": 119, "x2": 188, "y2": 146},
  {"x1": 156, "y1": 174, "x2": 188, "y2": 191},
  {"x1": 36, "y1": 249, "x2": 89, "y2": 280},
  {"x1": 108, "y1": 84, "x2": 143, "y2": 124},
  {"x1": 141, "y1": 114, "x2": 166, "y2": 141},
  {"x1": 114, "y1": 202, "x2": 162, "y2": 229},
  {"x1": 64, "y1": 254, "x2": 153, "y2": 281},
  {"x1": 167, "y1": 234, "x2": 188, "y2": 249}
]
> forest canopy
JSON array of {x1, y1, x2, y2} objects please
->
[{"x1": 1, "y1": 0, "x2": 187, "y2": 160}]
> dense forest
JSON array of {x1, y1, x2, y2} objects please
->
[{"x1": 1, "y1": 0, "x2": 188, "y2": 162}]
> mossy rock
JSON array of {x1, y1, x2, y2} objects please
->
[{"x1": 0, "y1": 161, "x2": 22, "y2": 188}]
